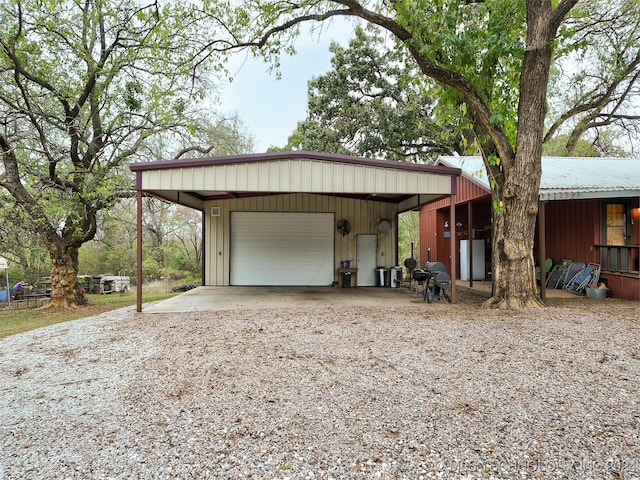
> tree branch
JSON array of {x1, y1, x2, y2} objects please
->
[{"x1": 544, "y1": 51, "x2": 640, "y2": 146}]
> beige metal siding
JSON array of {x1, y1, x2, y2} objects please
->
[
  {"x1": 136, "y1": 156, "x2": 457, "y2": 289},
  {"x1": 204, "y1": 193, "x2": 398, "y2": 286},
  {"x1": 142, "y1": 159, "x2": 452, "y2": 195}
]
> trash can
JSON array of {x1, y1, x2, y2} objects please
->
[
  {"x1": 390, "y1": 266, "x2": 403, "y2": 288},
  {"x1": 0, "y1": 289, "x2": 7, "y2": 302},
  {"x1": 375, "y1": 267, "x2": 389, "y2": 287},
  {"x1": 342, "y1": 271, "x2": 352, "y2": 288}
]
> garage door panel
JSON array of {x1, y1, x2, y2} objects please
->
[{"x1": 230, "y1": 212, "x2": 334, "y2": 285}]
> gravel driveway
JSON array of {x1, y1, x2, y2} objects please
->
[{"x1": 1, "y1": 298, "x2": 638, "y2": 479}]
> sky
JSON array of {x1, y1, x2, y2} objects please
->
[{"x1": 218, "y1": 19, "x2": 358, "y2": 153}]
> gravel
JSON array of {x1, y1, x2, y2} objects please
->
[{"x1": 0, "y1": 299, "x2": 639, "y2": 479}]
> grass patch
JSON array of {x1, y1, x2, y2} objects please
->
[{"x1": 0, "y1": 292, "x2": 178, "y2": 339}]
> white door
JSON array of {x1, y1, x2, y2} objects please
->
[
  {"x1": 230, "y1": 212, "x2": 334, "y2": 286},
  {"x1": 356, "y1": 234, "x2": 377, "y2": 286}
]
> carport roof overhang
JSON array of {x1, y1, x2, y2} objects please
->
[{"x1": 129, "y1": 151, "x2": 461, "y2": 212}]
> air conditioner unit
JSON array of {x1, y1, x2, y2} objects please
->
[{"x1": 211, "y1": 206, "x2": 221, "y2": 217}]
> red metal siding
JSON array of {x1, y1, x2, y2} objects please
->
[
  {"x1": 540, "y1": 198, "x2": 639, "y2": 301},
  {"x1": 540, "y1": 197, "x2": 639, "y2": 266},
  {"x1": 604, "y1": 275, "x2": 639, "y2": 301},
  {"x1": 420, "y1": 174, "x2": 639, "y2": 299},
  {"x1": 421, "y1": 198, "x2": 492, "y2": 276},
  {"x1": 420, "y1": 174, "x2": 491, "y2": 267},
  {"x1": 420, "y1": 203, "x2": 454, "y2": 268},
  {"x1": 541, "y1": 199, "x2": 601, "y2": 264},
  {"x1": 456, "y1": 175, "x2": 491, "y2": 204},
  {"x1": 419, "y1": 208, "x2": 438, "y2": 266},
  {"x1": 424, "y1": 174, "x2": 489, "y2": 212}
]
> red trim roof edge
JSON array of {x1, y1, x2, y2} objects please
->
[{"x1": 130, "y1": 151, "x2": 461, "y2": 176}]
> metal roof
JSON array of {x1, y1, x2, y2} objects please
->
[
  {"x1": 438, "y1": 156, "x2": 640, "y2": 201},
  {"x1": 130, "y1": 151, "x2": 461, "y2": 211},
  {"x1": 131, "y1": 151, "x2": 460, "y2": 174}
]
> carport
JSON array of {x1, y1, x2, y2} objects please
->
[{"x1": 130, "y1": 151, "x2": 461, "y2": 312}]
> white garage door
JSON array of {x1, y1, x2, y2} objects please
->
[{"x1": 230, "y1": 212, "x2": 334, "y2": 286}]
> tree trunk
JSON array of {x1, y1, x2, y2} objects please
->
[
  {"x1": 483, "y1": 159, "x2": 543, "y2": 309},
  {"x1": 482, "y1": 0, "x2": 561, "y2": 309},
  {"x1": 44, "y1": 241, "x2": 86, "y2": 308}
]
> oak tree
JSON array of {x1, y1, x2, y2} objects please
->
[
  {"x1": 545, "y1": 0, "x2": 640, "y2": 156},
  {"x1": 200, "y1": 0, "x2": 588, "y2": 308},
  {"x1": 284, "y1": 26, "x2": 458, "y2": 162},
  {"x1": 0, "y1": 0, "x2": 217, "y2": 307}
]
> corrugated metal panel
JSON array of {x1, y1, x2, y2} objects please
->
[
  {"x1": 419, "y1": 209, "x2": 438, "y2": 266},
  {"x1": 542, "y1": 199, "x2": 600, "y2": 263},
  {"x1": 230, "y1": 212, "x2": 334, "y2": 286},
  {"x1": 438, "y1": 156, "x2": 640, "y2": 200},
  {"x1": 458, "y1": 178, "x2": 491, "y2": 203},
  {"x1": 143, "y1": 159, "x2": 452, "y2": 195},
  {"x1": 438, "y1": 157, "x2": 489, "y2": 190},
  {"x1": 343, "y1": 164, "x2": 358, "y2": 190},
  {"x1": 540, "y1": 158, "x2": 639, "y2": 195},
  {"x1": 423, "y1": 196, "x2": 450, "y2": 212}
]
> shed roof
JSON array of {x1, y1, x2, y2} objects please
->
[
  {"x1": 130, "y1": 151, "x2": 461, "y2": 211},
  {"x1": 438, "y1": 156, "x2": 640, "y2": 201}
]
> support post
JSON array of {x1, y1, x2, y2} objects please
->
[
  {"x1": 538, "y1": 201, "x2": 547, "y2": 302},
  {"x1": 468, "y1": 201, "x2": 473, "y2": 288},
  {"x1": 450, "y1": 193, "x2": 457, "y2": 304},
  {"x1": 201, "y1": 210, "x2": 206, "y2": 286},
  {"x1": 136, "y1": 190, "x2": 143, "y2": 313}
]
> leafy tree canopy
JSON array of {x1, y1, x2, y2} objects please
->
[
  {"x1": 0, "y1": 0, "x2": 236, "y2": 307},
  {"x1": 283, "y1": 26, "x2": 459, "y2": 162},
  {"x1": 283, "y1": 2, "x2": 638, "y2": 160},
  {"x1": 197, "y1": 0, "x2": 628, "y2": 309},
  {"x1": 546, "y1": 0, "x2": 640, "y2": 156}
]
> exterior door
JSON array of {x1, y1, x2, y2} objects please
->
[
  {"x1": 230, "y1": 212, "x2": 334, "y2": 285},
  {"x1": 356, "y1": 234, "x2": 377, "y2": 286},
  {"x1": 605, "y1": 203, "x2": 629, "y2": 245},
  {"x1": 604, "y1": 202, "x2": 630, "y2": 271}
]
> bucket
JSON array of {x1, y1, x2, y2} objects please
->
[{"x1": 585, "y1": 287, "x2": 607, "y2": 300}]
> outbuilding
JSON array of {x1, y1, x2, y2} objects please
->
[
  {"x1": 130, "y1": 151, "x2": 461, "y2": 311},
  {"x1": 420, "y1": 156, "x2": 640, "y2": 301}
]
